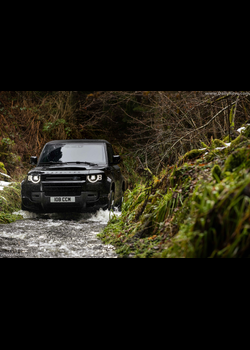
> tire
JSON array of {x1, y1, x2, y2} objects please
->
[
  {"x1": 117, "y1": 192, "x2": 124, "y2": 211},
  {"x1": 108, "y1": 190, "x2": 115, "y2": 211},
  {"x1": 21, "y1": 202, "x2": 28, "y2": 211}
]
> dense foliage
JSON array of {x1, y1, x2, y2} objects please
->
[
  {"x1": 1, "y1": 91, "x2": 250, "y2": 257},
  {"x1": 1, "y1": 91, "x2": 250, "y2": 178},
  {"x1": 0, "y1": 181, "x2": 22, "y2": 224},
  {"x1": 98, "y1": 125, "x2": 250, "y2": 258}
]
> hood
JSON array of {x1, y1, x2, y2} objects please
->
[{"x1": 28, "y1": 163, "x2": 107, "y2": 175}]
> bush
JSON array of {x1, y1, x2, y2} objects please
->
[
  {"x1": 0, "y1": 162, "x2": 7, "y2": 174},
  {"x1": 224, "y1": 148, "x2": 249, "y2": 172},
  {"x1": 0, "y1": 182, "x2": 22, "y2": 224},
  {"x1": 212, "y1": 165, "x2": 222, "y2": 182}
]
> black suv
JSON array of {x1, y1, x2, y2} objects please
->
[{"x1": 21, "y1": 140, "x2": 126, "y2": 213}]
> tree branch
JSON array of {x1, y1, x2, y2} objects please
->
[
  {"x1": 158, "y1": 100, "x2": 237, "y2": 171},
  {"x1": 231, "y1": 95, "x2": 240, "y2": 131}
]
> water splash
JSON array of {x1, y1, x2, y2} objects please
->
[
  {"x1": 12, "y1": 210, "x2": 40, "y2": 219},
  {"x1": 13, "y1": 208, "x2": 121, "y2": 223},
  {"x1": 87, "y1": 208, "x2": 121, "y2": 224}
]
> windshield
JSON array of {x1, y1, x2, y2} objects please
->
[{"x1": 39, "y1": 143, "x2": 107, "y2": 165}]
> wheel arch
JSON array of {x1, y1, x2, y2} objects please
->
[{"x1": 122, "y1": 181, "x2": 126, "y2": 192}]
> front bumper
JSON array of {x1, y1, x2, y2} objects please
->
[
  {"x1": 22, "y1": 192, "x2": 109, "y2": 213},
  {"x1": 21, "y1": 179, "x2": 110, "y2": 213}
]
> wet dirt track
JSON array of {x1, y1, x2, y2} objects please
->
[{"x1": 0, "y1": 210, "x2": 118, "y2": 258}]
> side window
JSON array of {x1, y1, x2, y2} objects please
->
[{"x1": 107, "y1": 144, "x2": 114, "y2": 164}]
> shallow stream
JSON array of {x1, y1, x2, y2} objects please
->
[{"x1": 0, "y1": 209, "x2": 119, "y2": 258}]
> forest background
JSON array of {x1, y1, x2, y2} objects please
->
[
  {"x1": 2, "y1": 91, "x2": 250, "y2": 257},
  {"x1": 1, "y1": 90, "x2": 249, "y2": 184}
]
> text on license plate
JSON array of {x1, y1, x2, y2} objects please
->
[{"x1": 50, "y1": 197, "x2": 76, "y2": 203}]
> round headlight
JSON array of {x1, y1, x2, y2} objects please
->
[
  {"x1": 28, "y1": 175, "x2": 41, "y2": 183},
  {"x1": 87, "y1": 174, "x2": 102, "y2": 183}
]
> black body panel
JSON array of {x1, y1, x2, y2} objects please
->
[{"x1": 21, "y1": 140, "x2": 125, "y2": 213}]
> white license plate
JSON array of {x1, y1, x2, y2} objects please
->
[{"x1": 50, "y1": 197, "x2": 76, "y2": 203}]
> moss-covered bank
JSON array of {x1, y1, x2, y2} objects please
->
[
  {"x1": 98, "y1": 124, "x2": 250, "y2": 258},
  {"x1": 0, "y1": 162, "x2": 22, "y2": 224}
]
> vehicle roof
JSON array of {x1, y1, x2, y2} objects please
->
[{"x1": 46, "y1": 139, "x2": 111, "y2": 145}]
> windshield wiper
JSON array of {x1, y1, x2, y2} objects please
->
[{"x1": 66, "y1": 161, "x2": 98, "y2": 166}]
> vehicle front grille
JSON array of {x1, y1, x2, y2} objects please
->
[
  {"x1": 43, "y1": 183, "x2": 82, "y2": 196},
  {"x1": 42, "y1": 175, "x2": 85, "y2": 181}
]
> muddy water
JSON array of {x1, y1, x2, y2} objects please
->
[{"x1": 0, "y1": 210, "x2": 119, "y2": 258}]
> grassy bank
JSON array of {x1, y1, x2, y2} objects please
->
[
  {"x1": 98, "y1": 124, "x2": 250, "y2": 258},
  {"x1": 0, "y1": 167, "x2": 22, "y2": 224}
]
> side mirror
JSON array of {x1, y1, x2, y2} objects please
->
[
  {"x1": 30, "y1": 156, "x2": 38, "y2": 165},
  {"x1": 113, "y1": 155, "x2": 121, "y2": 165}
]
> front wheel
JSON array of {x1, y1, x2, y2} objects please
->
[{"x1": 21, "y1": 203, "x2": 26, "y2": 211}]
